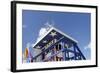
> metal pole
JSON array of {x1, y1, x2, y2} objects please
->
[
  {"x1": 73, "y1": 44, "x2": 77, "y2": 60},
  {"x1": 74, "y1": 43, "x2": 86, "y2": 60}
]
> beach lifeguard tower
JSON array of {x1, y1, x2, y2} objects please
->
[{"x1": 32, "y1": 26, "x2": 86, "y2": 62}]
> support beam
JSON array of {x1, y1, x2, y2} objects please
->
[
  {"x1": 73, "y1": 44, "x2": 77, "y2": 60},
  {"x1": 74, "y1": 43, "x2": 86, "y2": 60}
]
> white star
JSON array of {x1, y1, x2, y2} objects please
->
[
  {"x1": 50, "y1": 31, "x2": 57, "y2": 37},
  {"x1": 36, "y1": 46, "x2": 41, "y2": 49},
  {"x1": 43, "y1": 40, "x2": 47, "y2": 43}
]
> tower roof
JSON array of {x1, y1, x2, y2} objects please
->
[{"x1": 33, "y1": 27, "x2": 78, "y2": 49}]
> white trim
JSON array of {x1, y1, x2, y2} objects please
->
[{"x1": 33, "y1": 27, "x2": 78, "y2": 48}]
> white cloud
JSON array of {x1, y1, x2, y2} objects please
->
[
  {"x1": 36, "y1": 25, "x2": 50, "y2": 42},
  {"x1": 35, "y1": 27, "x2": 47, "y2": 43},
  {"x1": 32, "y1": 22, "x2": 53, "y2": 47},
  {"x1": 84, "y1": 42, "x2": 91, "y2": 50},
  {"x1": 39, "y1": 28, "x2": 47, "y2": 37},
  {"x1": 36, "y1": 22, "x2": 54, "y2": 41}
]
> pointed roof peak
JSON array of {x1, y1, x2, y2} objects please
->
[{"x1": 33, "y1": 26, "x2": 78, "y2": 48}]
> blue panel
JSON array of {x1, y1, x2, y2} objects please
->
[{"x1": 33, "y1": 29, "x2": 76, "y2": 49}]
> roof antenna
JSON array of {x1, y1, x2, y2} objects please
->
[{"x1": 44, "y1": 21, "x2": 55, "y2": 31}]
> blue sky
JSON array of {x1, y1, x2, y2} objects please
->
[{"x1": 22, "y1": 10, "x2": 91, "y2": 59}]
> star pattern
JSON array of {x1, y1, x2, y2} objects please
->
[
  {"x1": 50, "y1": 31, "x2": 57, "y2": 37},
  {"x1": 36, "y1": 46, "x2": 41, "y2": 49},
  {"x1": 43, "y1": 40, "x2": 47, "y2": 43}
]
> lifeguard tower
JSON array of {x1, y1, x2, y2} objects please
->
[{"x1": 32, "y1": 26, "x2": 86, "y2": 62}]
